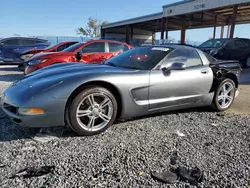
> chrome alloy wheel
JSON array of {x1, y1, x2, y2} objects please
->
[
  {"x1": 217, "y1": 82, "x2": 234, "y2": 109},
  {"x1": 76, "y1": 93, "x2": 114, "y2": 132}
]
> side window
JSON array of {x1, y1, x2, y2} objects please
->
[
  {"x1": 81, "y1": 42, "x2": 105, "y2": 53},
  {"x1": 2, "y1": 39, "x2": 21, "y2": 46},
  {"x1": 165, "y1": 48, "x2": 202, "y2": 68},
  {"x1": 225, "y1": 40, "x2": 235, "y2": 48},
  {"x1": 56, "y1": 44, "x2": 72, "y2": 51},
  {"x1": 235, "y1": 40, "x2": 246, "y2": 48},
  {"x1": 33, "y1": 39, "x2": 45, "y2": 44},
  {"x1": 123, "y1": 45, "x2": 129, "y2": 52},
  {"x1": 108, "y1": 42, "x2": 124, "y2": 52},
  {"x1": 243, "y1": 39, "x2": 250, "y2": 46},
  {"x1": 21, "y1": 39, "x2": 35, "y2": 46}
]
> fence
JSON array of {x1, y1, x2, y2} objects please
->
[
  {"x1": 34, "y1": 36, "x2": 97, "y2": 45},
  {"x1": 0, "y1": 36, "x2": 202, "y2": 47}
]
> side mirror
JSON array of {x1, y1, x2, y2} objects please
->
[
  {"x1": 162, "y1": 62, "x2": 186, "y2": 72},
  {"x1": 170, "y1": 62, "x2": 186, "y2": 70},
  {"x1": 75, "y1": 51, "x2": 82, "y2": 61}
]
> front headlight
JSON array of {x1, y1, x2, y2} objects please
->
[{"x1": 28, "y1": 59, "x2": 48, "y2": 65}]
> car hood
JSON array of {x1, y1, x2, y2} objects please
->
[
  {"x1": 28, "y1": 51, "x2": 72, "y2": 60},
  {"x1": 197, "y1": 47, "x2": 218, "y2": 54},
  {"x1": 21, "y1": 63, "x2": 137, "y2": 84},
  {"x1": 21, "y1": 49, "x2": 45, "y2": 55}
]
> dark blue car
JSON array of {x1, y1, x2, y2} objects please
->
[{"x1": 0, "y1": 37, "x2": 50, "y2": 65}]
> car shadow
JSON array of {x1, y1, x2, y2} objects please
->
[
  {"x1": 0, "y1": 66, "x2": 23, "y2": 72},
  {"x1": 113, "y1": 106, "x2": 218, "y2": 125},
  {"x1": 239, "y1": 68, "x2": 250, "y2": 85},
  {"x1": 0, "y1": 106, "x2": 218, "y2": 142},
  {"x1": 0, "y1": 74, "x2": 24, "y2": 82}
]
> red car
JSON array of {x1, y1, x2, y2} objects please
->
[
  {"x1": 24, "y1": 39, "x2": 133, "y2": 74},
  {"x1": 20, "y1": 41, "x2": 79, "y2": 61}
]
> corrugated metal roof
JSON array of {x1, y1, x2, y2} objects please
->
[
  {"x1": 102, "y1": 12, "x2": 163, "y2": 29},
  {"x1": 162, "y1": 0, "x2": 196, "y2": 8}
]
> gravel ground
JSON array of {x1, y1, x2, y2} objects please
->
[{"x1": 0, "y1": 66, "x2": 250, "y2": 188}]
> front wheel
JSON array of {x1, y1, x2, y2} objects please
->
[
  {"x1": 68, "y1": 86, "x2": 118, "y2": 136},
  {"x1": 212, "y1": 78, "x2": 236, "y2": 112}
]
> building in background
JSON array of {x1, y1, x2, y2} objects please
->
[{"x1": 101, "y1": 0, "x2": 250, "y2": 46}]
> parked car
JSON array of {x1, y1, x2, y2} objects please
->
[
  {"x1": 0, "y1": 37, "x2": 50, "y2": 66},
  {"x1": 198, "y1": 38, "x2": 250, "y2": 68},
  {"x1": 0, "y1": 37, "x2": 50, "y2": 54},
  {"x1": 24, "y1": 39, "x2": 133, "y2": 74},
  {"x1": 20, "y1": 41, "x2": 79, "y2": 61},
  {"x1": 1, "y1": 45, "x2": 241, "y2": 136}
]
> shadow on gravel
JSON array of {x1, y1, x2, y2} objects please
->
[
  {"x1": 0, "y1": 74, "x2": 24, "y2": 82},
  {"x1": 239, "y1": 68, "x2": 250, "y2": 85},
  {"x1": 116, "y1": 106, "x2": 217, "y2": 125},
  {"x1": 0, "y1": 66, "x2": 23, "y2": 72},
  {"x1": 0, "y1": 107, "x2": 214, "y2": 142}
]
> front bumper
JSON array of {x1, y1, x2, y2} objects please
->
[{"x1": 1, "y1": 91, "x2": 67, "y2": 128}]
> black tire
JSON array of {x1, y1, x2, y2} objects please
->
[
  {"x1": 68, "y1": 86, "x2": 118, "y2": 136},
  {"x1": 212, "y1": 78, "x2": 236, "y2": 112}
]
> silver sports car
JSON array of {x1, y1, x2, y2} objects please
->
[{"x1": 1, "y1": 45, "x2": 241, "y2": 136}]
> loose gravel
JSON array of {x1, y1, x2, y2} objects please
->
[{"x1": 0, "y1": 66, "x2": 250, "y2": 187}]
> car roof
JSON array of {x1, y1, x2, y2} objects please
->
[
  {"x1": 209, "y1": 38, "x2": 250, "y2": 41},
  {"x1": 58, "y1": 41, "x2": 79, "y2": 44},
  {"x1": 0, "y1": 37, "x2": 48, "y2": 42},
  {"x1": 85, "y1": 39, "x2": 129, "y2": 45},
  {"x1": 139, "y1": 44, "x2": 195, "y2": 50}
]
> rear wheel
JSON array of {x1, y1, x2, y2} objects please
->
[
  {"x1": 212, "y1": 78, "x2": 236, "y2": 111},
  {"x1": 68, "y1": 86, "x2": 118, "y2": 136}
]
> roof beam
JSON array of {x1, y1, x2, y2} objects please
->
[{"x1": 203, "y1": 11, "x2": 227, "y2": 22}]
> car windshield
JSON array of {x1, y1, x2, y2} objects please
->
[
  {"x1": 199, "y1": 39, "x2": 227, "y2": 48},
  {"x1": 104, "y1": 46, "x2": 172, "y2": 70},
  {"x1": 62, "y1": 42, "x2": 82, "y2": 52},
  {"x1": 44, "y1": 43, "x2": 59, "y2": 50}
]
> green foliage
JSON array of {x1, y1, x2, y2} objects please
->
[{"x1": 76, "y1": 17, "x2": 108, "y2": 38}]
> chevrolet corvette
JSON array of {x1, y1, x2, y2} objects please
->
[{"x1": 1, "y1": 45, "x2": 241, "y2": 136}]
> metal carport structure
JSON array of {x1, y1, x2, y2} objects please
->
[{"x1": 101, "y1": 0, "x2": 250, "y2": 45}]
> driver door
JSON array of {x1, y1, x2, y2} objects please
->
[
  {"x1": 149, "y1": 48, "x2": 213, "y2": 110},
  {"x1": 80, "y1": 42, "x2": 106, "y2": 63}
]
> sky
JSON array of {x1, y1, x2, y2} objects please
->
[{"x1": 0, "y1": 0, "x2": 250, "y2": 42}]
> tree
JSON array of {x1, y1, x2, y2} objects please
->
[{"x1": 76, "y1": 17, "x2": 108, "y2": 38}]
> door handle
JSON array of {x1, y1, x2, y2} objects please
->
[{"x1": 201, "y1": 69, "x2": 208, "y2": 74}]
